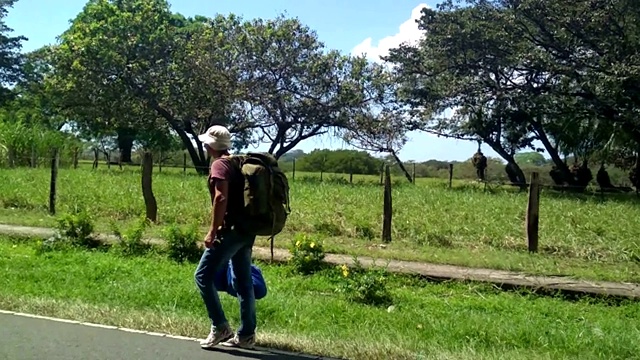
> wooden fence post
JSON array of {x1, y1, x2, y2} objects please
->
[
  {"x1": 448, "y1": 163, "x2": 454, "y2": 188},
  {"x1": 7, "y1": 147, "x2": 15, "y2": 168},
  {"x1": 30, "y1": 145, "x2": 37, "y2": 168},
  {"x1": 48, "y1": 148, "x2": 59, "y2": 215},
  {"x1": 526, "y1": 172, "x2": 540, "y2": 252},
  {"x1": 412, "y1": 162, "x2": 416, "y2": 184},
  {"x1": 73, "y1": 147, "x2": 79, "y2": 169},
  {"x1": 382, "y1": 164, "x2": 392, "y2": 243},
  {"x1": 141, "y1": 151, "x2": 158, "y2": 223},
  {"x1": 183, "y1": 153, "x2": 187, "y2": 173},
  {"x1": 292, "y1": 158, "x2": 296, "y2": 181},
  {"x1": 106, "y1": 152, "x2": 111, "y2": 169},
  {"x1": 92, "y1": 148, "x2": 98, "y2": 169}
]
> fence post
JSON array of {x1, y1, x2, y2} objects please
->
[
  {"x1": 412, "y1": 163, "x2": 416, "y2": 184},
  {"x1": 349, "y1": 164, "x2": 353, "y2": 184},
  {"x1": 106, "y1": 152, "x2": 111, "y2": 169},
  {"x1": 292, "y1": 158, "x2": 296, "y2": 181},
  {"x1": 158, "y1": 150, "x2": 163, "y2": 173},
  {"x1": 73, "y1": 147, "x2": 79, "y2": 169},
  {"x1": 92, "y1": 148, "x2": 98, "y2": 169},
  {"x1": 7, "y1": 147, "x2": 15, "y2": 168},
  {"x1": 48, "y1": 148, "x2": 59, "y2": 215},
  {"x1": 31, "y1": 145, "x2": 37, "y2": 168},
  {"x1": 526, "y1": 172, "x2": 540, "y2": 252},
  {"x1": 141, "y1": 151, "x2": 158, "y2": 222},
  {"x1": 448, "y1": 163, "x2": 454, "y2": 188},
  {"x1": 382, "y1": 164, "x2": 392, "y2": 243},
  {"x1": 183, "y1": 153, "x2": 187, "y2": 173}
]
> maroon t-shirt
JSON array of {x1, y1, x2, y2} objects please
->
[{"x1": 208, "y1": 157, "x2": 243, "y2": 228}]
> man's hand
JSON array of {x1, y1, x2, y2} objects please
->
[{"x1": 204, "y1": 231, "x2": 216, "y2": 249}]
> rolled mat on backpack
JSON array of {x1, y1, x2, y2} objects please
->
[{"x1": 213, "y1": 260, "x2": 268, "y2": 300}]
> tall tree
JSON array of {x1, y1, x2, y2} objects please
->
[
  {"x1": 51, "y1": 0, "x2": 248, "y2": 173},
  {"x1": 0, "y1": 0, "x2": 26, "y2": 106},
  {"x1": 341, "y1": 66, "x2": 416, "y2": 182},
  {"x1": 385, "y1": 2, "x2": 538, "y2": 183},
  {"x1": 237, "y1": 16, "x2": 385, "y2": 158},
  {"x1": 384, "y1": 0, "x2": 637, "y2": 186}
]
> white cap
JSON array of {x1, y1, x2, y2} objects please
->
[{"x1": 197, "y1": 125, "x2": 231, "y2": 151}]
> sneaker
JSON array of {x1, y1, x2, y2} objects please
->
[
  {"x1": 200, "y1": 325, "x2": 233, "y2": 349},
  {"x1": 221, "y1": 334, "x2": 256, "y2": 349}
]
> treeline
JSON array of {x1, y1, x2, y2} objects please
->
[
  {"x1": 280, "y1": 150, "x2": 633, "y2": 186},
  {"x1": 1, "y1": 0, "x2": 639, "y2": 193},
  {"x1": 90, "y1": 147, "x2": 630, "y2": 187}
]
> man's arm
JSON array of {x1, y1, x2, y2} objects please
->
[
  {"x1": 207, "y1": 158, "x2": 232, "y2": 240},
  {"x1": 209, "y1": 179, "x2": 229, "y2": 235}
]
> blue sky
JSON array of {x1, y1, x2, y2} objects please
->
[{"x1": 5, "y1": 0, "x2": 500, "y2": 162}]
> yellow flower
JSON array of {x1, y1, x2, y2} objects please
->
[
  {"x1": 295, "y1": 240, "x2": 301, "y2": 248},
  {"x1": 341, "y1": 264, "x2": 349, "y2": 277},
  {"x1": 310, "y1": 242, "x2": 315, "y2": 249}
]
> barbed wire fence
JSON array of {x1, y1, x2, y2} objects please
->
[{"x1": 2, "y1": 150, "x2": 638, "y2": 253}]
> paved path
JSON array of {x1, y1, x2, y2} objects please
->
[
  {"x1": 1, "y1": 223, "x2": 639, "y2": 299},
  {"x1": 0, "y1": 312, "x2": 327, "y2": 360}
]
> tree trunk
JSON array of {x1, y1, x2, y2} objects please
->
[
  {"x1": 141, "y1": 151, "x2": 158, "y2": 222},
  {"x1": 505, "y1": 161, "x2": 527, "y2": 189},
  {"x1": 117, "y1": 128, "x2": 136, "y2": 163},
  {"x1": 390, "y1": 150, "x2": 413, "y2": 183},
  {"x1": 482, "y1": 138, "x2": 527, "y2": 188},
  {"x1": 631, "y1": 145, "x2": 640, "y2": 190},
  {"x1": 144, "y1": 96, "x2": 209, "y2": 175},
  {"x1": 531, "y1": 122, "x2": 574, "y2": 184}
]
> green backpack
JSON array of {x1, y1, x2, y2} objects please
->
[{"x1": 228, "y1": 152, "x2": 291, "y2": 259}]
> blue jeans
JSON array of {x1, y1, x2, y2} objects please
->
[{"x1": 194, "y1": 229, "x2": 256, "y2": 336}]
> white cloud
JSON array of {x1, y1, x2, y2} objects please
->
[{"x1": 351, "y1": 3, "x2": 431, "y2": 62}]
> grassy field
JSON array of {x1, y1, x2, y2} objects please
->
[
  {"x1": 1, "y1": 236, "x2": 639, "y2": 360},
  {"x1": 1, "y1": 165, "x2": 639, "y2": 283}
]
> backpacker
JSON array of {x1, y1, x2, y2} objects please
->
[{"x1": 228, "y1": 152, "x2": 291, "y2": 259}]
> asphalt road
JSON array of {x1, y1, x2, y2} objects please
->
[{"x1": 0, "y1": 313, "x2": 327, "y2": 360}]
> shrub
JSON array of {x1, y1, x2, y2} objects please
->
[
  {"x1": 163, "y1": 224, "x2": 202, "y2": 263},
  {"x1": 35, "y1": 234, "x2": 72, "y2": 254},
  {"x1": 288, "y1": 233, "x2": 325, "y2": 274},
  {"x1": 55, "y1": 211, "x2": 99, "y2": 249},
  {"x1": 111, "y1": 217, "x2": 152, "y2": 257},
  {"x1": 336, "y1": 261, "x2": 393, "y2": 307}
]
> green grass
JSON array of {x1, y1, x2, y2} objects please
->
[
  {"x1": 1, "y1": 165, "x2": 639, "y2": 283},
  {"x1": 1, "y1": 237, "x2": 639, "y2": 360}
]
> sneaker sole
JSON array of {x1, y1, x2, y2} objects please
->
[
  {"x1": 221, "y1": 341, "x2": 255, "y2": 350},
  {"x1": 200, "y1": 334, "x2": 233, "y2": 349}
]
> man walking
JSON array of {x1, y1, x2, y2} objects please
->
[{"x1": 194, "y1": 125, "x2": 257, "y2": 350}]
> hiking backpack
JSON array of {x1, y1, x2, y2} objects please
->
[{"x1": 228, "y1": 152, "x2": 291, "y2": 260}]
